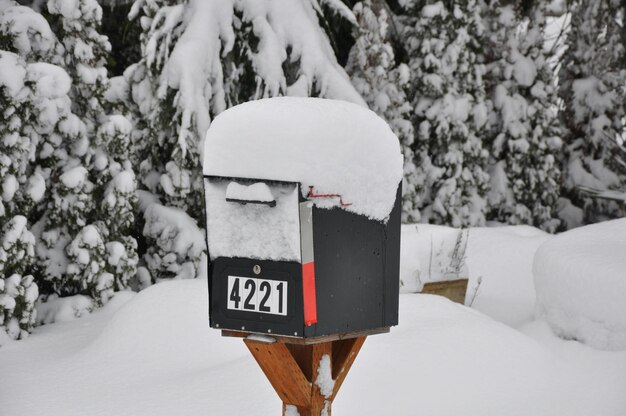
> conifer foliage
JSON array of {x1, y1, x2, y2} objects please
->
[
  {"x1": 346, "y1": 0, "x2": 423, "y2": 222},
  {"x1": 484, "y1": 3, "x2": 562, "y2": 231},
  {"x1": 558, "y1": 0, "x2": 626, "y2": 223},
  {"x1": 0, "y1": 1, "x2": 137, "y2": 340},
  {"x1": 402, "y1": 0, "x2": 490, "y2": 227}
]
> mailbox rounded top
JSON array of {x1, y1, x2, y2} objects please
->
[{"x1": 203, "y1": 97, "x2": 403, "y2": 221}]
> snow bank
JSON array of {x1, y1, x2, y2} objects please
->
[
  {"x1": 467, "y1": 225, "x2": 550, "y2": 326},
  {"x1": 399, "y1": 224, "x2": 549, "y2": 326},
  {"x1": 5, "y1": 280, "x2": 626, "y2": 416},
  {"x1": 534, "y1": 219, "x2": 626, "y2": 350},
  {"x1": 204, "y1": 97, "x2": 403, "y2": 221}
]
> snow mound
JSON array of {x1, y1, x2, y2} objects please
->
[
  {"x1": 36, "y1": 294, "x2": 94, "y2": 325},
  {"x1": 82, "y1": 279, "x2": 228, "y2": 371},
  {"x1": 400, "y1": 223, "x2": 549, "y2": 326},
  {"x1": 203, "y1": 97, "x2": 403, "y2": 221},
  {"x1": 3, "y1": 279, "x2": 626, "y2": 415},
  {"x1": 467, "y1": 225, "x2": 550, "y2": 326},
  {"x1": 534, "y1": 219, "x2": 626, "y2": 350}
]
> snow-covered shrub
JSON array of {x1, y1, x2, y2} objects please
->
[
  {"x1": 0, "y1": 274, "x2": 38, "y2": 344},
  {"x1": 402, "y1": 0, "x2": 490, "y2": 227},
  {"x1": 35, "y1": 293, "x2": 93, "y2": 325},
  {"x1": 346, "y1": 0, "x2": 424, "y2": 223},
  {"x1": 94, "y1": 115, "x2": 139, "y2": 289},
  {"x1": 46, "y1": 166, "x2": 94, "y2": 234},
  {"x1": 484, "y1": 3, "x2": 562, "y2": 232},
  {"x1": 534, "y1": 219, "x2": 626, "y2": 350},
  {"x1": 38, "y1": 166, "x2": 101, "y2": 301},
  {"x1": 105, "y1": 237, "x2": 138, "y2": 291},
  {"x1": 0, "y1": 51, "x2": 28, "y2": 220},
  {"x1": 65, "y1": 224, "x2": 114, "y2": 305},
  {"x1": 142, "y1": 202, "x2": 206, "y2": 282},
  {"x1": 558, "y1": 0, "x2": 626, "y2": 223},
  {"x1": 0, "y1": 216, "x2": 38, "y2": 343}
]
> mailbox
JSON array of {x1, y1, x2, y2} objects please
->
[{"x1": 203, "y1": 97, "x2": 403, "y2": 339}]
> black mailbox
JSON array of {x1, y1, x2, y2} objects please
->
[{"x1": 203, "y1": 97, "x2": 403, "y2": 339}]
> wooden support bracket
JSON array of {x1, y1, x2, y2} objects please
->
[{"x1": 244, "y1": 336, "x2": 366, "y2": 416}]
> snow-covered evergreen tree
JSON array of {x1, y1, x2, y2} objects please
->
[
  {"x1": 0, "y1": 51, "x2": 29, "y2": 221},
  {"x1": 402, "y1": 0, "x2": 490, "y2": 227},
  {"x1": 45, "y1": 0, "x2": 139, "y2": 294},
  {"x1": 95, "y1": 116, "x2": 139, "y2": 290},
  {"x1": 346, "y1": 0, "x2": 424, "y2": 223},
  {"x1": 484, "y1": 3, "x2": 562, "y2": 232},
  {"x1": 46, "y1": 0, "x2": 110, "y2": 132},
  {"x1": 0, "y1": 216, "x2": 38, "y2": 344},
  {"x1": 558, "y1": 0, "x2": 626, "y2": 223},
  {"x1": 0, "y1": 6, "x2": 120, "y2": 305}
]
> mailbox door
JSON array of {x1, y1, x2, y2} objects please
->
[{"x1": 209, "y1": 257, "x2": 304, "y2": 337}]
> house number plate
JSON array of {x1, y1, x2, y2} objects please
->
[{"x1": 227, "y1": 276, "x2": 288, "y2": 316}]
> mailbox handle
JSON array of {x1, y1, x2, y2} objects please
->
[{"x1": 226, "y1": 197, "x2": 277, "y2": 207}]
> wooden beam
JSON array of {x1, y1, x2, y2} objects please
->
[
  {"x1": 309, "y1": 342, "x2": 332, "y2": 416},
  {"x1": 245, "y1": 336, "x2": 367, "y2": 415},
  {"x1": 286, "y1": 344, "x2": 313, "y2": 381},
  {"x1": 244, "y1": 339, "x2": 311, "y2": 407},
  {"x1": 330, "y1": 336, "x2": 366, "y2": 401}
]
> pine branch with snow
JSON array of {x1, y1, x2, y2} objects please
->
[
  {"x1": 558, "y1": 0, "x2": 626, "y2": 223},
  {"x1": 402, "y1": 0, "x2": 490, "y2": 227},
  {"x1": 346, "y1": 0, "x2": 424, "y2": 223},
  {"x1": 0, "y1": 216, "x2": 38, "y2": 344},
  {"x1": 484, "y1": 3, "x2": 563, "y2": 232},
  {"x1": 47, "y1": 0, "x2": 111, "y2": 132}
]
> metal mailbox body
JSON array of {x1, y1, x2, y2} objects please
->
[{"x1": 205, "y1": 175, "x2": 401, "y2": 339}]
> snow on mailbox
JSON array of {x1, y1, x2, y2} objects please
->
[{"x1": 203, "y1": 97, "x2": 403, "y2": 339}]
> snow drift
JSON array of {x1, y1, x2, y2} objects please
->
[{"x1": 534, "y1": 219, "x2": 626, "y2": 350}]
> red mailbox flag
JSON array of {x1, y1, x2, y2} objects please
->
[{"x1": 299, "y1": 202, "x2": 317, "y2": 326}]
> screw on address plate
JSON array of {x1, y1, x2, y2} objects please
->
[{"x1": 253, "y1": 265, "x2": 261, "y2": 275}]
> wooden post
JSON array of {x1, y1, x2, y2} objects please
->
[{"x1": 244, "y1": 336, "x2": 366, "y2": 416}]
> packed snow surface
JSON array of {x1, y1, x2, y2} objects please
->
[
  {"x1": 203, "y1": 97, "x2": 403, "y2": 221},
  {"x1": 1, "y1": 278, "x2": 625, "y2": 416},
  {"x1": 534, "y1": 219, "x2": 626, "y2": 350}
]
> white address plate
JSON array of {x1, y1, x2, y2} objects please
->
[{"x1": 227, "y1": 276, "x2": 288, "y2": 316}]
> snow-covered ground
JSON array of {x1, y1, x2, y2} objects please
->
[{"x1": 1, "y1": 224, "x2": 626, "y2": 416}]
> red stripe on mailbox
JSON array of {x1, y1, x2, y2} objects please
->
[{"x1": 302, "y1": 261, "x2": 317, "y2": 325}]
